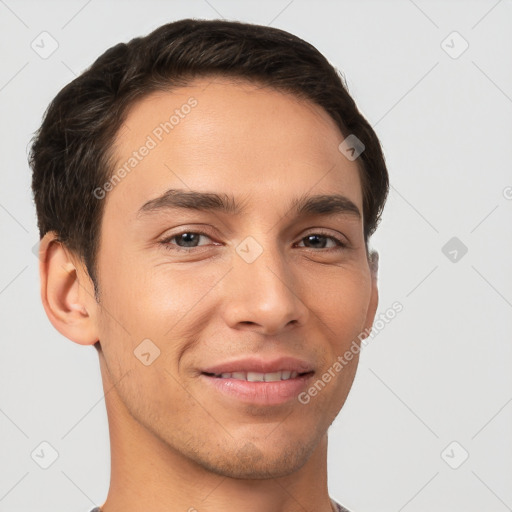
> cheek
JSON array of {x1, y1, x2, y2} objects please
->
[
  {"x1": 311, "y1": 266, "x2": 372, "y2": 338},
  {"x1": 100, "y1": 263, "x2": 221, "y2": 379}
]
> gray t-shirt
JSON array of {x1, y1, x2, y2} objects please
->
[
  {"x1": 89, "y1": 500, "x2": 353, "y2": 511},
  {"x1": 333, "y1": 501, "x2": 353, "y2": 512}
]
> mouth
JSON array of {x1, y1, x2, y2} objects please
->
[
  {"x1": 202, "y1": 370, "x2": 313, "y2": 381},
  {"x1": 199, "y1": 357, "x2": 315, "y2": 406}
]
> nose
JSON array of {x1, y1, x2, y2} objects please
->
[{"x1": 220, "y1": 239, "x2": 310, "y2": 336}]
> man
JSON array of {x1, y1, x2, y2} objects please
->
[{"x1": 30, "y1": 19, "x2": 388, "y2": 512}]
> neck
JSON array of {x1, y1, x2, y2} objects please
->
[{"x1": 98, "y1": 360, "x2": 336, "y2": 512}]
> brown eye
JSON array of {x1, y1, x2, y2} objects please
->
[
  {"x1": 297, "y1": 232, "x2": 346, "y2": 250},
  {"x1": 160, "y1": 231, "x2": 214, "y2": 252},
  {"x1": 173, "y1": 232, "x2": 203, "y2": 248}
]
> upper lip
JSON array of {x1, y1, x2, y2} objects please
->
[{"x1": 201, "y1": 356, "x2": 315, "y2": 375}]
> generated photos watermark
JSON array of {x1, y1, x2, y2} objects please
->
[
  {"x1": 93, "y1": 96, "x2": 198, "y2": 200},
  {"x1": 298, "y1": 301, "x2": 403, "y2": 405}
]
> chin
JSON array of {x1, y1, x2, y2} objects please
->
[{"x1": 191, "y1": 436, "x2": 317, "y2": 480}]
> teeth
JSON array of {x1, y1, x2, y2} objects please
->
[
  {"x1": 247, "y1": 372, "x2": 265, "y2": 382},
  {"x1": 214, "y1": 370, "x2": 303, "y2": 381}
]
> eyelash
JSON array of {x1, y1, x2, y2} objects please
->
[{"x1": 159, "y1": 230, "x2": 348, "y2": 253}]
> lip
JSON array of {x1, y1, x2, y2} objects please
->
[
  {"x1": 201, "y1": 372, "x2": 314, "y2": 405},
  {"x1": 201, "y1": 356, "x2": 314, "y2": 375},
  {"x1": 200, "y1": 356, "x2": 315, "y2": 406}
]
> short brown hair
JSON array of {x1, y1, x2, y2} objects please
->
[{"x1": 29, "y1": 18, "x2": 389, "y2": 299}]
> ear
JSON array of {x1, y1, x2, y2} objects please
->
[
  {"x1": 38, "y1": 231, "x2": 99, "y2": 346},
  {"x1": 361, "y1": 249, "x2": 379, "y2": 336}
]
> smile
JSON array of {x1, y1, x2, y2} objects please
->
[
  {"x1": 201, "y1": 370, "x2": 315, "y2": 406},
  {"x1": 203, "y1": 370, "x2": 307, "y2": 381}
]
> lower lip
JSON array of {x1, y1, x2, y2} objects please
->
[{"x1": 201, "y1": 373, "x2": 314, "y2": 406}]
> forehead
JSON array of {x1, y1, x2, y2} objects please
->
[{"x1": 104, "y1": 78, "x2": 363, "y2": 221}]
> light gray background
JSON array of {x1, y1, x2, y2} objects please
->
[{"x1": 1, "y1": 1, "x2": 511, "y2": 511}]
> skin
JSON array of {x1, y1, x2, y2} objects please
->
[{"x1": 39, "y1": 78, "x2": 379, "y2": 512}]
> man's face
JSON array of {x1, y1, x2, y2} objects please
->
[{"x1": 93, "y1": 78, "x2": 377, "y2": 479}]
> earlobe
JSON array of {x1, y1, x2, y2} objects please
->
[{"x1": 39, "y1": 231, "x2": 99, "y2": 346}]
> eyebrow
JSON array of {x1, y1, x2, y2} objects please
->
[{"x1": 136, "y1": 188, "x2": 361, "y2": 221}]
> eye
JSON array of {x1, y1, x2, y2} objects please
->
[
  {"x1": 159, "y1": 230, "x2": 348, "y2": 253},
  {"x1": 160, "y1": 231, "x2": 214, "y2": 252},
  {"x1": 296, "y1": 232, "x2": 347, "y2": 251}
]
